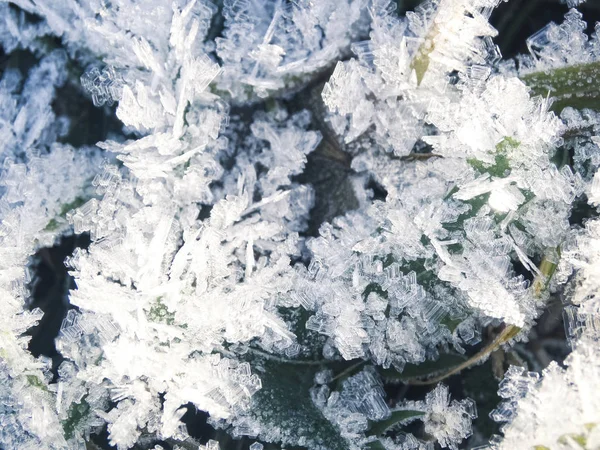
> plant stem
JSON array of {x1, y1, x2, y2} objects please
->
[
  {"x1": 406, "y1": 325, "x2": 521, "y2": 385},
  {"x1": 243, "y1": 346, "x2": 330, "y2": 365},
  {"x1": 406, "y1": 245, "x2": 561, "y2": 385},
  {"x1": 521, "y1": 61, "x2": 600, "y2": 112},
  {"x1": 330, "y1": 360, "x2": 367, "y2": 383}
]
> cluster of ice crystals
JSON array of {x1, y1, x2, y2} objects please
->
[
  {"x1": 1, "y1": 0, "x2": 330, "y2": 446},
  {"x1": 315, "y1": 368, "x2": 389, "y2": 444},
  {"x1": 0, "y1": 40, "x2": 107, "y2": 447},
  {"x1": 299, "y1": 200, "x2": 466, "y2": 366},
  {"x1": 59, "y1": 129, "x2": 313, "y2": 442},
  {"x1": 324, "y1": 368, "x2": 390, "y2": 430},
  {"x1": 491, "y1": 338, "x2": 600, "y2": 449},
  {"x1": 334, "y1": 383, "x2": 477, "y2": 450},
  {"x1": 556, "y1": 217, "x2": 600, "y2": 343},
  {"x1": 312, "y1": 0, "x2": 593, "y2": 348},
  {"x1": 421, "y1": 385, "x2": 477, "y2": 450},
  {"x1": 490, "y1": 181, "x2": 600, "y2": 447},
  {"x1": 521, "y1": 8, "x2": 598, "y2": 73},
  {"x1": 81, "y1": 66, "x2": 123, "y2": 107},
  {"x1": 0, "y1": 3, "x2": 47, "y2": 53},
  {"x1": 562, "y1": 0, "x2": 586, "y2": 7},
  {"x1": 424, "y1": 75, "x2": 564, "y2": 166},
  {"x1": 215, "y1": 0, "x2": 370, "y2": 100},
  {"x1": 321, "y1": 0, "x2": 504, "y2": 156}
]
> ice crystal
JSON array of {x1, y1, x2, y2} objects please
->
[
  {"x1": 321, "y1": 368, "x2": 390, "y2": 437},
  {"x1": 522, "y1": 9, "x2": 594, "y2": 72},
  {"x1": 215, "y1": 0, "x2": 370, "y2": 100},
  {"x1": 491, "y1": 339, "x2": 600, "y2": 449},
  {"x1": 81, "y1": 66, "x2": 123, "y2": 107},
  {"x1": 421, "y1": 385, "x2": 477, "y2": 450}
]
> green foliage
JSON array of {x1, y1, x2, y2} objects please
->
[
  {"x1": 278, "y1": 307, "x2": 328, "y2": 360},
  {"x1": 532, "y1": 423, "x2": 599, "y2": 450},
  {"x1": 365, "y1": 440, "x2": 388, "y2": 450},
  {"x1": 443, "y1": 193, "x2": 490, "y2": 234},
  {"x1": 462, "y1": 359, "x2": 501, "y2": 439},
  {"x1": 362, "y1": 282, "x2": 389, "y2": 300},
  {"x1": 62, "y1": 396, "x2": 90, "y2": 440},
  {"x1": 25, "y1": 374, "x2": 49, "y2": 392},
  {"x1": 467, "y1": 136, "x2": 518, "y2": 178},
  {"x1": 439, "y1": 314, "x2": 464, "y2": 333}
]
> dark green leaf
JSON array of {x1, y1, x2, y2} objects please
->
[
  {"x1": 440, "y1": 314, "x2": 463, "y2": 333},
  {"x1": 248, "y1": 360, "x2": 348, "y2": 450},
  {"x1": 25, "y1": 374, "x2": 49, "y2": 391},
  {"x1": 363, "y1": 282, "x2": 388, "y2": 300},
  {"x1": 467, "y1": 141, "x2": 513, "y2": 178},
  {"x1": 44, "y1": 196, "x2": 88, "y2": 231},
  {"x1": 62, "y1": 396, "x2": 90, "y2": 440}
]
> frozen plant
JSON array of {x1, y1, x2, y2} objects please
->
[{"x1": 2, "y1": 0, "x2": 600, "y2": 449}]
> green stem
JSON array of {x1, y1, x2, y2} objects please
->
[
  {"x1": 521, "y1": 61, "x2": 600, "y2": 112},
  {"x1": 406, "y1": 325, "x2": 521, "y2": 385},
  {"x1": 406, "y1": 247, "x2": 560, "y2": 385},
  {"x1": 242, "y1": 347, "x2": 330, "y2": 366},
  {"x1": 330, "y1": 360, "x2": 367, "y2": 383},
  {"x1": 532, "y1": 247, "x2": 561, "y2": 297}
]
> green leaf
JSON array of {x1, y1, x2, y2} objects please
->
[
  {"x1": 440, "y1": 314, "x2": 463, "y2": 333},
  {"x1": 277, "y1": 307, "x2": 328, "y2": 360},
  {"x1": 467, "y1": 137, "x2": 516, "y2": 178},
  {"x1": 145, "y1": 297, "x2": 175, "y2": 325},
  {"x1": 462, "y1": 359, "x2": 501, "y2": 438},
  {"x1": 443, "y1": 193, "x2": 491, "y2": 234},
  {"x1": 26, "y1": 374, "x2": 49, "y2": 392},
  {"x1": 380, "y1": 353, "x2": 468, "y2": 382},
  {"x1": 62, "y1": 396, "x2": 90, "y2": 440},
  {"x1": 44, "y1": 196, "x2": 88, "y2": 231},
  {"x1": 367, "y1": 410, "x2": 425, "y2": 436},
  {"x1": 521, "y1": 61, "x2": 600, "y2": 112},
  {"x1": 248, "y1": 360, "x2": 348, "y2": 450},
  {"x1": 559, "y1": 433, "x2": 587, "y2": 448}
]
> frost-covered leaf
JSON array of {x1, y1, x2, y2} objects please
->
[{"x1": 243, "y1": 360, "x2": 348, "y2": 450}]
